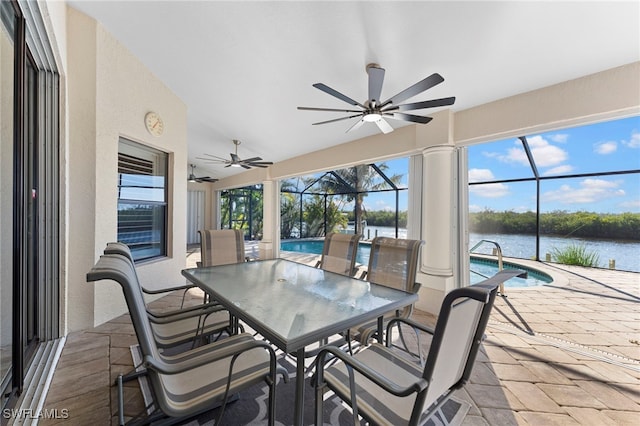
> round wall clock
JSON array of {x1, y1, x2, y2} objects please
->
[{"x1": 144, "y1": 111, "x2": 164, "y2": 137}]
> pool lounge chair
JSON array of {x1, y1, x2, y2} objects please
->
[
  {"x1": 314, "y1": 269, "x2": 526, "y2": 426},
  {"x1": 87, "y1": 253, "x2": 282, "y2": 425}
]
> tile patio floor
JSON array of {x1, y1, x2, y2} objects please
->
[{"x1": 37, "y1": 249, "x2": 639, "y2": 425}]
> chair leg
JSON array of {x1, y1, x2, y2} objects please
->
[
  {"x1": 315, "y1": 383, "x2": 326, "y2": 425},
  {"x1": 267, "y1": 378, "x2": 276, "y2": 426},
  {"x1": 117, "y1": 374, "x2": 125, "y2": 426}
]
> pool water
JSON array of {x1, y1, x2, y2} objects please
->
[
  {"x1": 470, "y1": 257, "x2": 553, "y2": 287},
  {"x1": 280, "y1": 239, "x2": 553, "y2": 287},
  {"x1": 281, "y1": 239, "x2": 371, "y2": 265}
]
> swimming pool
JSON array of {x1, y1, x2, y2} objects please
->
[
  {"x1": 281, "y1": 239, "x2": 371, "y2": 265},
  {"x1": 469, "y1": 257, "x2": 553, "y2": 287},
  {"x1": 280, "y1": 239, "x2": 553, "y2": 287}
]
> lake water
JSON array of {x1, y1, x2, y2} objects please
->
[{"x1": 353, "y1": 226, "x2": 639, "y2": 273}]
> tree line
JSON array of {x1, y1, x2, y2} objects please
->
[
  {"x1": 469, "y1": 210, "x2": 640, "y2": 241},
  {"x1": 344, "y1": 210, "x2": 408, "y2": 228}
]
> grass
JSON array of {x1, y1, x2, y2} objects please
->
[{"x1": 551, "y1": 243, "x2": 601, "y2": 267}]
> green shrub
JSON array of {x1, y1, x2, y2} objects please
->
[{"x1": 550, "y1": 244, "x2": 601, "y2": 267}]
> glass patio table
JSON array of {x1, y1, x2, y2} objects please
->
[{"x1": 181, "y1": 258, "x2": 418, "y2": 426}]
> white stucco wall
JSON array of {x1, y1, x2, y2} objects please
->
[{"x1": 66, "y1": 7, "x2": 188, "y2": 329}]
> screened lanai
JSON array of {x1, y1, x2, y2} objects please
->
[
  {"x1": 221, "y1": 159, "x2": 410, "y2": 242},
  {"x1": 467, "y1": 115, "x2": 640, "y2": 273}
]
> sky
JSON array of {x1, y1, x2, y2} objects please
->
[
  {"x1": 284, "y1": 115, "x2": 639, "y2": 215},
  {"x1": 355, "y1": 115, "x2": 640, "y2": 214},
  {"x1": 468, "y1": 115, "x2": 640, "y2": 214}
]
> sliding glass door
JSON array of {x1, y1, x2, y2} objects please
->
[
  {"x1": 0, "y1": 1, "x2": 17, "y2": 408},
  {"x1": 0, "y1": 0, "x2": 59, "y2": 409}
]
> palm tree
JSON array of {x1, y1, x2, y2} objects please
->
[{"x1": 313, "y1": 163, "x2": 402, "y2": 235}]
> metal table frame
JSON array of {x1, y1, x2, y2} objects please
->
[{"x1": 182, "y1": 258, "x2": 418, "y2": 426}]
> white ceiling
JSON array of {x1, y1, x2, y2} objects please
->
[{"x1": 67, "y1": 0, "x2": 639, "y2": 180}]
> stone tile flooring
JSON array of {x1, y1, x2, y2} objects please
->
[{"x1": 39, "y1": 251, "x2": 639, "y2": 425}]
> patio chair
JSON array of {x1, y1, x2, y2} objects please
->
[
  {"x1": 315, "y1": 232, "x2": 362, "y2": 276},
  {"x1": 105, "y1": 242, "x2": 207, "y2": 316},
  {"x1": 314, "y1": 269, "x2": 526, "y2": 426},
  {"x1": 198, "y1": 229, "x2": 249, "y2": 267},
  {"x1": 352, "y1": 237, "x2": 424, "y2": 344},
  {"x1": 104, "y1": 242, "x2": 232, "y2": 350},
  {"x1": 87, "y1": 254, "x2": 283, "y2": 425}
]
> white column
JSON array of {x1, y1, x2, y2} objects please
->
[
  {"x1": 414, "y1": 144, "x2": 461, "y2": 314},
  {"x1": 259, "y1": 180, "x2": 280, "y2": 259},
  {"x1": 422, "y1": 145, "x2": 456, "y2": 277}
]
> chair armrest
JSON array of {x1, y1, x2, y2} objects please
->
[
  {"x1": 358, "y1": 270, "x2": 367, "y2": 280},
  {"x1": 473, "y1": 269, "x2": 527, "y2": 290},
  {"x1": 143, "y1": 338, "x2": 276, "y2": 375},
  {"x1": 315, "y1": 346, "x2": 428, "y2": 398},
  {"x1": 142, "y1": 283, "x2": 197, "y2": 295},
  {"x1": 385, "y1": 316, "x2": 435, "y2": 341},
  {"x1": 147, "y1": 302, "x2": 226, "y2": 324}
]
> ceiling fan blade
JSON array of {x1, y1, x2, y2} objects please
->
[
  {"x1": 382, "y1": 96, "x2": 456, "y2": 112},
  {"x1": 367, "y1": 65, "x2": 385, "y2": 105},
  {"x1": 298, "y1": 106, "x2": 362, "y2": 113},
  {"x1": 388, "y1": 112, "x2": 433, "y2": 124},
  {"x1": 312, "y1": 114, "x2": 363, "y2": 125},
  {"x1": 241, "y1": 157, "x2": 263, "y2": 163},
  {"x1": 313, "y1": 83, "x2": 366, "y2": 109},
  {"x1": 346, "y1": 118, "x2": 365, "y2": 133},
  {"x1": 246, "y1": 163, "x2": 270, "y2": 168},
  {"x1": 247, "y1": 161, "x2": 273, "y2": 166},
  {"x1": 199, "y1": 154, "x2": 228, "y2": 161},
  {"x1": 375, "y1": 118, "x2": 394, "y2": 134},
  {"x1": 380, "y1": 73, "x2": 444, "y2": 108},
  {"x1": 240, "y1": 164, "x2": 251, "y2": 169}
]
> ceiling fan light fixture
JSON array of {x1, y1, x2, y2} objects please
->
[
  {"x1": 298, "y1": 65, "x2": 454, "y2": 134},
  {"x1": 230, "y1": 163, "x2": 242, "y2": 168},
  {"x1": 363, "y1": 112, "x2": 382, "y2": 122}
]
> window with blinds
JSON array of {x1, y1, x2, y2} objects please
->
[{"x1": 118, "y1": 138, "x2": 168, "y2": 261}]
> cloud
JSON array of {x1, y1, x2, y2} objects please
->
[
  {"x1": 490, "y1": 136, "x2": 569, "y2": 168},
  {"x1": 594, "y1": 141, "x2": 617, "y2": 154},
  {"x1": 622, "y1": 131, "x2": 640, "y2": 148},
  {"x1": 549, "y1": 134, "x2": 569, "y2": 143},
  {"x1": 542, "y1": 178, "x2": 625, "y2": 205},
  {"x1": 468, "y1": 168, "x2": 496, "y2": 182},
  {"x1": 620, "y1": 199, "x2": 640, "y2": 210},
  {"x1": 543, "y1": 165, "x2": 575, "y2": 175},
  {"x1": 374, "y1": 200, "x2": 393, "y2": 211},
  {"x1": 527, "y1": 136, "x2": 569, "y2": 167},
  {"x1": 468, "y1": 168, "x2": 510, "y2": 198}
]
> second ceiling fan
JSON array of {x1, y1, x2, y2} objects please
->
[
  {"x1": 298, "y1": 63, "x2": 455, "y2": 134},
  {"x1": 198, "y1": 140, "x2": 273, "y2": 169}
]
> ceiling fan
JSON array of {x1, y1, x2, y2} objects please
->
[
  {"x1": 187, "y1": 164, "x2": 218, "y2": 183},
  {"x1": 198, "y1": 140, "x2": 273, "y2": 169},
  {"x1": 298, "y1": 63, "x2": 455, "y2": 134}
]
